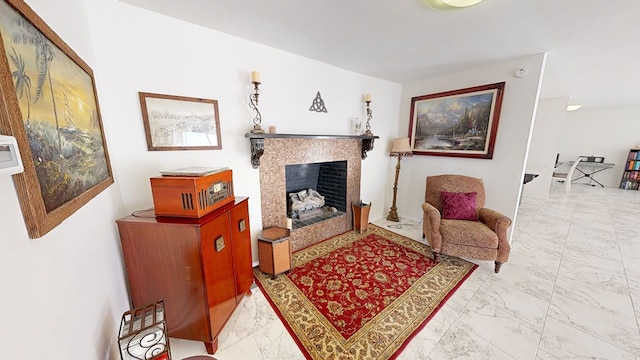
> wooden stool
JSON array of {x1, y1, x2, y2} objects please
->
[{"x1": 258, "y1": 227, "x2": 292, "y2": 278}]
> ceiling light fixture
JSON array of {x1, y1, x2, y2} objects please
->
[
  {"x1": 426, "y1": 0, "x2": 487, "y2": 10},
  {"x1": 566, "y1": 105, "x2": 582, "y2": 112}
]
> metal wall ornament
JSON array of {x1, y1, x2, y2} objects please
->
[{"x1": 309, "y1": 91, "x2": 327, "y2": 113}]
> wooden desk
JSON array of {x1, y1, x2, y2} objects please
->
[{"x1": 569, "y1": 161, "x2": 615, "y2": 187}]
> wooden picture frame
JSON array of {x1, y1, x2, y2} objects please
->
[
  {"x1": 408, "y1": 82, "x2": 505, "y2": 159},
  {"x1": 0, "y1": 0, "x2": 113, "y2": 238},
  {"x1": 139, "y1": 92, "x2": 222, "y2": 151}
]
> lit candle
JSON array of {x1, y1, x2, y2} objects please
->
[
  {"x1": 251, "y1": 71, "x2": 261, "y2": 83},
  {"x1": 364, "y1": 94, "x2": 372, "y2": 102}
]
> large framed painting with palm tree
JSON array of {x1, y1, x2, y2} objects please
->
[{"x1": 0, "y1": 0, "x2": 113, "y2": 238}]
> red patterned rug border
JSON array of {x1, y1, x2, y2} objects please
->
[
  {"x1": 388, "y1": 258, "x2": 477, "y2": 359},
  {"x1": 254, "y1": 224, "x2": 477, "y2": 360},
  {"x1": 253, "y1": 277, "x2": 315, "y2": 360}
]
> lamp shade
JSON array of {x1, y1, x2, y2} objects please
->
[{"x1": 390, "y1": 138, "x2": 413, "y2": 157}]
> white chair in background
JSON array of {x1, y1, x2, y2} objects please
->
[{"x1": 552, "y1": 156, "x2": 583, "y2": 193}]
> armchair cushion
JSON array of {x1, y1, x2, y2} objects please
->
[
  {"x1": 440, "y1": 191, "x2": 478, "y2": 220},
  {"x1": 440, "y1": 220, "x2": 498, "y2": 248}
]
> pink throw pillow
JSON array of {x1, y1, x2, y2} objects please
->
[{"x1": 440, "y1": 191, "x2": 478, "y2": 220}]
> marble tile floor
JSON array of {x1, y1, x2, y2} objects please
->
[{"x1": 170, "y1": 184, "x2": 640, "y2": 359}]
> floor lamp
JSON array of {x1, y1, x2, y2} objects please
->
[{"x1": 387, "y1": 138, "x2": 413, "y2": 222}]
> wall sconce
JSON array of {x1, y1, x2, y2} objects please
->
[
  {"x1": 387, "y1": 138, "x2": 413, "y2": 222},
  {"x1": 364, "y1": 94, "x2": 373, "y2": 136},
  {"x1": 249, "y1": 71, "x2": 264, "y2": 134}
]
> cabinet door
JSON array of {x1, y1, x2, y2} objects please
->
[
  {"x1": 230, "y1": 199, "x2": 253, "y2": 303},
  {"x1": 117, "y1": 221, "x2": 210, "y2": 343},
  {"x1": 200, "y1": 213, "x2": 237, "y2": 339}
]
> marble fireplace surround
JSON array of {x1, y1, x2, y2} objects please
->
[{"x1": 255, "y1": 134, "x2": 375, "y2": 251}]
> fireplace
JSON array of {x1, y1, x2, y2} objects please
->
[
  {"x1": 256, "y1": 136, "x2": 366, "y2": 251},
  {"x1": 286, "y1": 161, "x2": 347, "y2": 229}
]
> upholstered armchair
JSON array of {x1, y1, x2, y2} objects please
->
[{"x1": 422, "y1": 174, "x2": 512, "y2": 273}]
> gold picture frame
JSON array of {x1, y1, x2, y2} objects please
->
[
  {"x1": 139, "y1": 92, "x2": 222, "y2": 151},
  {"x1": 0, "y1": 0, "x2": 113, "y2": 238}
]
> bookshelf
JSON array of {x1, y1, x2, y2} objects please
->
[{"x1": 620, "y1": 149, "x2": 640, "y2": 190}]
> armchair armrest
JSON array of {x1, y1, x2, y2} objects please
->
[
  {"x1": 422, "y1": 202, "x2": 443, "y2": 252},
  {"x1": 478, "y1": 208, "x2": 512, "y2": 262}
]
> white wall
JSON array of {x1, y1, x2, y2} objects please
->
[
  {"x1": 394, "y1": 54, "x2": 546, "y2": 236},
  {"x1": 0, "y1": 0, "x2": 129, "y2": 359},
  {"x1": 522, "y1": 97, "x2": 568, "y2": 199},
  {"x1": 558, "y1": 106, "x2": 640, "y2": 188},
  {"x1": 0, "y1": 0, "x2": 402, "y2": 359},
  {"x1": 85, "y1": 0, "x2": 402, "y2": 256}
]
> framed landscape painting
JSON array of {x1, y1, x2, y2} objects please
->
[
  {"x1": 408, "y1": 82, "x2": 505, "y2": 159},
  {"x1": 0, "y1": 0, "x2": 113, "y2": 238},
  {"x1": 139, "y1": 92, "x2": 222, "y2": 151}
]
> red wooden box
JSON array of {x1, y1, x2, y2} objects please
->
[{"x1": 150, "y1": 169, "x2": 234, "y2": 218}]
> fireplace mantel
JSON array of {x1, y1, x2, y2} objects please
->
[{"x1": 245, "y1": 133, "x2": 379, "y2": 169}]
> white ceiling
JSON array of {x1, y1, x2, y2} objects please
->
[{"x1": 120, "y1": 0, "x2": 640, "y2": 109}]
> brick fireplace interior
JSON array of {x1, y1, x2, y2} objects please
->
[
  {"x1": 285, "y1": 160, "x2": 347, "y2": 229},
  {"x1": 258, "y1": 137, "x2": 362, "y2": 251}
]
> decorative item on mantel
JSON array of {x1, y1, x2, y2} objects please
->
[
  {"x1": 364, "y1": 93, "x2": 374, "y2": 136},
  {"x1": 249, "y1": 71, "x2": 264, "y2": 134},
  {"x1": 387, "y1": 138, "x2": 413, "y2": 222}
]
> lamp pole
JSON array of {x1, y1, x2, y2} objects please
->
[
  {"x1": 386, "y1": 138, "x2": 412, "y2": 222},
  {"x1": 387, "y1": 154, "x2": 403, "y2": 222}
]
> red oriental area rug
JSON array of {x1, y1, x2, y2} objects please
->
[{"x1": 253, "y1": 224, "x2": 477, "y2": 360}]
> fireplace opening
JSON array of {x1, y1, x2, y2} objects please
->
[{"x1": 285, "y1": 161, "x2": 347, "y2": 229}]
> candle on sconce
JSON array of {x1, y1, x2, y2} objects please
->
[
  {"x1": 364, "y1": 94, "x2": 372, "y2": 102},
  {"x1": 251, "y1": 71, "x2": 261, "y2": 83}
]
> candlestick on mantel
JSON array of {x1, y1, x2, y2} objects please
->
[
  {"x1": 251, "y1": 71, "x2": 261, "y2": 83},
  {"x1": 249, "y1": 71, "x2": 263, "y2": 134},
  {"x1": 364, "y1": 94, "x2": 373, "y2": 136}
]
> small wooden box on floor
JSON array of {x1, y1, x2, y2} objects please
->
[
  {"x1": 258, "y1": 227, "x2": 292, "y2": 278},
  {"x1": 352, "y1": 202, "x2": 371, "y2": 234}
]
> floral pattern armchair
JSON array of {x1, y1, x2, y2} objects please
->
[{"x1": 422, "y1": 174, "x2": 512, "y2": 273}]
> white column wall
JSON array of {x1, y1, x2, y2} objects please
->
[{"x1": 522, "y1": 97, "x2": 568, "y2": 199}]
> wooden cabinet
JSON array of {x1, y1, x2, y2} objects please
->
[
  {"x1": 620, "y1": 149, "x2": 640, "y2": 190},
  {"x1": 116, "y1": 197, "x2": 252, "y2": 354}
]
